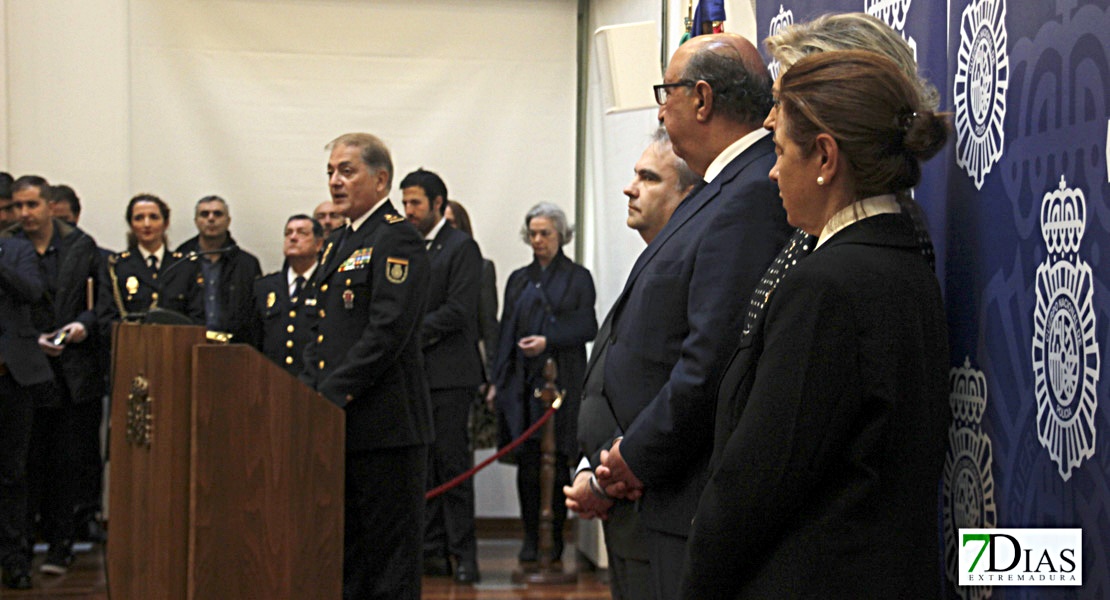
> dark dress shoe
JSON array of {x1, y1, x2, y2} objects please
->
[
  {"x1": 453, "y1": 560, "x2": 480, "y2": 584},
  {"x1": 2, "y1": 566, "x2": 32, "y2": 590},
  {"x1": 423, "y1": 555, "x2": 452, "y2": 577},
  {"x1": 518, "y1": 539, "x2": 538, "y2": 564}
]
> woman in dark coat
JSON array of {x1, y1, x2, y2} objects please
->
[
  {"x1": 491, "y1": 202, "x2": 597, "y2": 565},
  {"x1": 681, "y1": 51, "x2": 950, "y2": 599}
]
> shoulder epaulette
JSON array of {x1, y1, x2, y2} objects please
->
[
  {"x1": 108, "y1": 253, "x2": 120, "y2": 266},
  {"x1": 172, "y1": 251, "x2": 183, "y2": 259},
  {"x1": 384, "y1": 214, "x2": 405, "y2": 224}
]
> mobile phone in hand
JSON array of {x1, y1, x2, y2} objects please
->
[{"x1": 49, "y1": 330, "x2": 69, "y2": 346}]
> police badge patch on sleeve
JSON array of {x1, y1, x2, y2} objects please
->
[{"x1": 386, "y1": 257, "x2": 409, "y2": 284}]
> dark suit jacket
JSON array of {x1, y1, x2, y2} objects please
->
[
  {"x1": 254, "y1": 265, "x2": 317, "y2": 376},
  {"x1": 421, "y1": 224, "x2": 483, "y2": 391},
  {"x1": 301, "y1": 202, "x2": 433, "y2": 453},
  {"x1": 606, "y1": 135, "x2": 791, "y2": 537},
  {"x1": 0, "y1": 237, "x2": 53, "y2": 387},
  {"x1": 477, "y1": 259, "x2": 499, "y2": 378},
  {"x1": 175, "y1": 234, "x2": 262, "y2": 346},
  {"x1": 3, "y1": 220, "x2": 111, "y2": 404},
  {"x1": 681, "y1": 214, "x2": 949, "y2": 599}
]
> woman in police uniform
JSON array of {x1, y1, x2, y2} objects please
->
[{"x1": 104, "y1": 194, "x2": 202, "y2": 323}]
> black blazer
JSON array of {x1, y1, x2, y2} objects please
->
[
  {"x1": 254, "y1": 265, "x2": 317, "y2": 376},
  {"x1": 602, "y1": 135, "x2": 791, "y2": 537},
  {"x1": 3, "y1": 220, "x2": 111, "y2": 404},
  {"x1": 421, "y1": 224, "x2": 484, "y2": 391},
  {"x1": 681, "y1": 214, "x2": 950, "y2": 599},
  {"x1": 301, "y1": 202, "x2": 433, "y2": 453},
  {"x1": 175, "y1": 234, "x2": 262, "y2": 346},
  {"x1": 0, "y1": 237, "x2": 53, "y2": 387}
]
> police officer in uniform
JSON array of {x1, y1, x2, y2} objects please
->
[
  {"x1": 104, "y1": 194, "x2": 202, "y2": 323},
  {"x1": 254, "y1": 214, "x2": 323, "y2": 375},
  {"x1": 301, "y1": 133, "x2": 432, "y2": 600}
]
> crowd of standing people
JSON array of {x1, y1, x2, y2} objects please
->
[{"x1": 1, "y1": 10, "x2": 952, "y2": 600}]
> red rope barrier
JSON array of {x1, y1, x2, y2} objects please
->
[{"x1": 425, "y1": 405, "x2": 558, "y2": 501}]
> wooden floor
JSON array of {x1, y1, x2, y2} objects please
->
[{"x1": 1, "y1": 539, "x2": 612, "y2": 599}]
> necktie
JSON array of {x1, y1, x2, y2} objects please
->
[
  {"x1": 742, "y1": 228, "x2": 815, "y2": 336},
  {"x1": 147, "y1": 255, "x2": 158, "y2": 272},
  {"x1": 292, "y1": 275, "x2": 305, "y2": 303}
]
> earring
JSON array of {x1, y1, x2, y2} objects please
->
[{"x1": 816, "y1": 176, "x2": 825, "y2": 186}]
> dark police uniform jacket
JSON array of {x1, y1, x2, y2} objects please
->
[
  {"x1": 254, "y1": 265, "x2": 317, "y2": 376},
  {"x1": 300, "y1": 201, "x2": 433, "y2": 453},
  {"x1": 103, "y1": 248, "x2": 204, "y2": 323}
]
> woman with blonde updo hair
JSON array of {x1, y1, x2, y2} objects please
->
[{"x1": 681, "y1": 50, "x2": 950, "y2": 599}]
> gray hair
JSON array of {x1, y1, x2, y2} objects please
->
[
  {"x1": 765, "y1": 12, "x2": 940, "y2": 111},
  {"x1": 520, "y1": 202, "x2": 573, "y2": 246},
  {"x1": 326, "y1": 132, "x2": 395, "y2": 188},
  {"x1": 651, "y1": 127, "x2": 701, "y2": 192},
  {"x1": 195, "y1": 195, "x2": 229, "y2": 214}
]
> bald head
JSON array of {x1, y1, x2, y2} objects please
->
[
  {"x1": 659, "y1": 32, "x2": 773, "y2": 174},
  {"x1": 313, "y1": 200, "x2": 344, "y2": 236}
]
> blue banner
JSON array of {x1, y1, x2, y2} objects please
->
[{"x1": 757, "y1": 0, "x2": 1109, "y2": 597}]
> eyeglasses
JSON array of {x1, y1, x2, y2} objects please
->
[{"x1": 653, "y1": 80, "x2": 697, "y2": 105}]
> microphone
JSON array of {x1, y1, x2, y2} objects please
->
[{"x1": 129, "y1": 244, "x2": 239, "y2": 325}]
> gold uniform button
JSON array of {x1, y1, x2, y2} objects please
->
[
  {"x1": 287, "y1": 325, "x2": 295, "y2": 333},
  {"x1": 286, "y1": 340, "x2": 294, "y2": 348},
  {"x1": 318, "y1": 360, "x2": 325, "y2": 369},
  {"x1": 321, "y1": 284, "x2": 329, "y2": 292},
  {"x1": 285, "y1": 356, "x2": 293, "y2": 365},
  {"x1": 345, "y1": 394, "x2": 354, "y2": 402},
  {"x1": 345, "y1": 279, "x2": 351, "y2": 286},
  {"x1": 289, "y1": 310, "x2": 296, "y2": 318},
  {"x1": 319, "y1": 309, "x2": 326, "y2": 318},
  {"x1": 317, "y1": 334, "x2": 324, "y2": 343}
]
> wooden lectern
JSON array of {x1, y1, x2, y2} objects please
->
[{"x1": 107, "y1": 323, "x2": 344, "y2": 599}]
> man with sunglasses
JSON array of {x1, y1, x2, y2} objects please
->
[{"x1": 176, "y1": 195, "x2": 262, "y2": 345}]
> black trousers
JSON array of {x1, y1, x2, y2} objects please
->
[
  {"x1": 0, "y1": 374, "x2": 34, "y2": 568},
  {"x1": 423, "y1": 388, "x2": 477, "y2": 563},
  {"x1": 344, "y1": 444, "x2": 427, "y2": 600}
]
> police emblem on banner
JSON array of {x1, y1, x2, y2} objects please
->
[
  {"x1": 866, "y1": 0, "x2": 917, "y2": 60},
  {"x1": 766, "y1": 4, "x2": 794, "y2": 81},
  {"x1": 943, "y1": 357, "x2": 997, "y2": 600},
  {"x1": 1031, "y1": 175, "x2": 1099, "y2": 482},
  {"x1": 953, "y1": 0, "x2": 1008, "y2": 190}
]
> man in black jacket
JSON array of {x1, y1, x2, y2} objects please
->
[
  {"x1": 4, "y1": 175, "x2": 111, "y2": 576},
  {"x1": 176, "y1": 195, "x2": 262, "y2": 345},
  {"x1": 400, "y1": 169, "x2": 483, "y2": 584}
]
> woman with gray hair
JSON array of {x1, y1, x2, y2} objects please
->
[{"x1": 491, "y1": 202, "x2": 597, "y2": 566}]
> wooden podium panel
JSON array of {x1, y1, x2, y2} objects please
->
[
  {"x1": 107, "y1": 324, "x2": 344, "y2": 599},
  {"x1": 108, "y1": 324, "x2": 208, "y2": 600},
  {"x1": 188, "y1": 345, "x2": 343, "y2": 599}
]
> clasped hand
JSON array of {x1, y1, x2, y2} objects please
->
[{"x1": 595, "y1": 439, "x2": 644, "y2": 501}]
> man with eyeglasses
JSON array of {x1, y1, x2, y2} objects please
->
[
  {"x1": 590, "y1": 33, "x2": 791, "y2": 598},
  {"x1": 175, "y1": 195, "x2": 262, "y2": 345}
]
